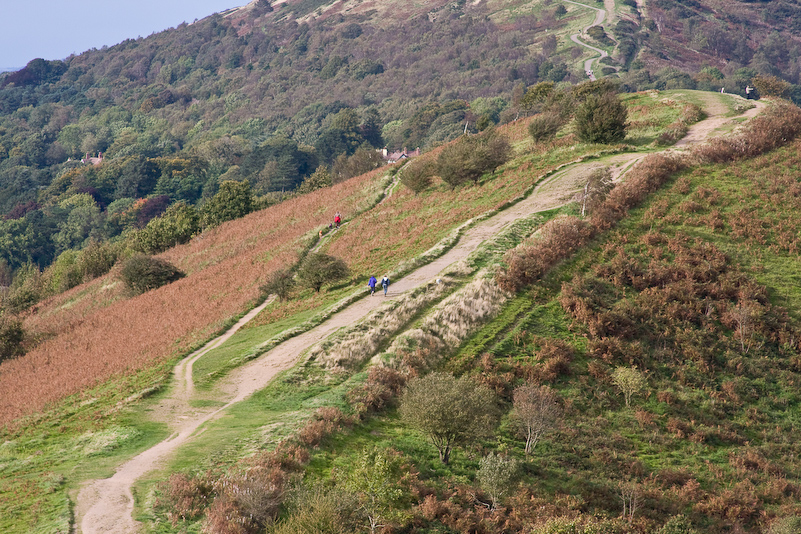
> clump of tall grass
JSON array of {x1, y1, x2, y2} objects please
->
[
  {"x1": 383, "y1": 275, "x2": 507, "y2": 368},
  {"x1": 310, "y1": 277, "x2": 455, "y2": 370}
]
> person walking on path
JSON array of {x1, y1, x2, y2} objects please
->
[
  {"x1": 368, "y1": 275, "x2": 377, "y2": 296},
  {"x1": 381, "y1": 275, "x2": 390, "y2": 296},
  {"x1": 334, "y1": 211, "x2": 342, "y2": 229}
]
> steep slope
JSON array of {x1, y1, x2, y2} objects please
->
[{"x1": 71, "y1": 92, "x2": 764, "y2": 533}]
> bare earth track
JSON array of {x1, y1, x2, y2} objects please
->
[{"x1": 75, "y1": 94, "x2": 763, "y2": 533}]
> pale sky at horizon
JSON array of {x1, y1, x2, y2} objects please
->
[{"x1": 0, "y1": 0, "x2": 243, "y2": 71}]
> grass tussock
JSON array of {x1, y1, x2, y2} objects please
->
[
  {"x1": 309, "y1": 277, "x2": 456, "y2": 370},
  {"x1": 385, "y1": 276, "x2": 507, "y2": 367}
]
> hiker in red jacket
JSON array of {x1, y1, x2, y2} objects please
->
[{"x1": 334, "y1": 211, "x2": 341, "y2": 228}]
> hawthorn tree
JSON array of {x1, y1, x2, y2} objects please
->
[
  {"x1": 297, "y1": 253, "x2": 349, "y2": 292},
  {"x1": 574, "y1": 92, "x2": 628, "y2": 144},
  {"x1": 260, "y1": 268, "x2": 295, "y2": 301},
  {"x1": 477, "y1": 452, "x2": 519, "y2": 510},
  {"x1": 436, "y1": 129, "x2": 512, "y2": 188},
  {"x1": 399, "y1": 372, "x2": 499, "y2": 464},
  {"x1": 510, "y1": 383, "x2": 563, "y2": 455},
  {"x1": 118, "y1": 254, "x2": 184, "y2": 295},
  {"x1": 399, "y1": 159, "x2": 434, "y2": 195},
  {"x1": 612, "y1": 366, "x2": 646, "y2": 407}
]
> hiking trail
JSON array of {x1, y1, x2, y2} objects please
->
[{"x1": 75, "y1": 93, "x2": 762, "y2": 534}]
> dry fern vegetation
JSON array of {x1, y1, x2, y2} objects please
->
[{"x1": 4, "y1": 91, "x2": 791, "y2": 534}]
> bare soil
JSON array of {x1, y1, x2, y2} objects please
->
[{"x1": 74, "y1": 94, "x2": 762, "y2": 534}]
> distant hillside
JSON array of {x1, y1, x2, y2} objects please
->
[{"x1": 0, "y1": 0, "x2": 800, "y2": 279}]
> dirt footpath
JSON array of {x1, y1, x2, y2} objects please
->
[{"x1": 74, "y1": 93, "x2": 761, "y2": 534}]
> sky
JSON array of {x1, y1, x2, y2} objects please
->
[{"x1": 0, "y1": 0, "x2": 244, "y2": 71}]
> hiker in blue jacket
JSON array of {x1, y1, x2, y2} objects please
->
[
  {"x1": 368, "y1": 275, "x2": 377, "y2": 296},
  {"x1": 381, "y1": 275, "x2": 390, "y2": 296}
]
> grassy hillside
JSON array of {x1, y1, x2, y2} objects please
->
[
  {"x1": 0, "y1": 89, "x2": 718, "y2": 533},
  {"x1": 134, "y1": 99, "x2": 801, "y2": 534}
]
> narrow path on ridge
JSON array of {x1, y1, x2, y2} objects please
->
[
  {"x1": 563, "y1": 0, "x2": 610, "y2": 80},
  {"x1": 74, "y1": 93, "x2": 761, "y2": 534}
]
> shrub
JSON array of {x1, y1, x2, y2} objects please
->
[
  {"x1": 132, "y1": 202, "x2": 200, "y2": 254},
  {"x1": 295, "y1": 165, "x2": 332, "y2": 195},
  {"x1": 528, "y1": 112, "x2": 563, "y2": 142},
  {"x1": 260, "y1": 268, "x2": 295, "y2": 301},
  {"x1": 201, "y1": 180, "x2": 254, "y2": 228},
  {"x1": 693, "y1": 100, "x2": 801, "y2": 164},
  {"x1": 347, "y1": 365, "x2": 407, "y2": 415},
  {"x1": 399, "y1": 159, "x2": 435, "y2": 195},
  {"x1": 206, "y1": 466, "x2": 286, "y2": 534},
  {"x1": 0, "y1": 314, "x2": 25, "y2": 362},
  {"x1": 399, "y1": 372, "x2": 499, "y2": 463},
  {"x1": 296, "y1": 253, "x2": 349, "y2": 293},
  {"x1": 498, "y1": 216, "x2": 595, "y2": 292},
  {"x1": 272, "y1": 486, "x2": 359, "y2": 534},
  {"x1": 157, "y1": 472, "x2": 214, "y2": 525},
  {"x1": 574, "y1": 92, "x2": 628, "y2": 144},
  {"x1": 437, "y1": 129, "x2": 512, "y2": 188},
  {"x1": 118, "y1": 254, "x2": 185, "y2": 295}
]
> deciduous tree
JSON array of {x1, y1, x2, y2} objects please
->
[
  {"x1": 510, "y1": 383, "x2": 563, "y2": 455},
  {"x1": 574, "y1": 92, "x2": 628, "y2": 144},
  {"x1": 612, "y1": 366, "x2": 646, "y2": 407},
  {"x1": 343, "y1": 448, "x2": 408, "y2": 533},
  {"x1": 477, "y1": 452, "x2": 519, "y2": 510},
  {"x1": 399, "y1": 372, "x2": 499, "y2": 464},
  {"x1": 297, "y1": 253, "x2": 349, "y2": 293}
]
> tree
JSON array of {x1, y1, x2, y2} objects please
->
[
  {"x1": 296, "y1": 165, "x2": 332, "y2": 195},
  {"x1": 132, "y1": 202, "x2": 200, "y2": 254},
  {"x1": 555, "y1": 4, "x2": 567, "y2": 16},
  {"x1": 477, "y1": 452, "x2": 519, "y2": 510},
  {"x1": 200, "y1": 180, "x2": 253, "y2": 228},
  {"x1": 399, "y1": 372, "x2": 499, "y2": 464},
  {"x1": 436, "y1": 129, "x2": 512, "y2": 188},
  {"x1": 296, "y1": 253, "x2": 349, "y2": 293},
  {"x1": 528, "y1": 112, "x2": 563, "y2": 142},
  {"x1": 510, "y1": 383, "x2": 563, "y2": 455},
  {"x1": 752, "y1": 74, "x2": 791, "y2": 98},
  {"x1": 574, "y1": 92, "x2": 628, "y2": 144},
  {"x1": 118, "y1": 254, "x2": 185, "y2": 295},
  {"x1": 520, "y1": 81, "x2": 555, "y2": 115},
  {"x1": 0, "y1": 314, "x2": 25, "y2": 362},
  {"x1": 343, "y1": 448, "x2": 408, "y2": 534},
  {"x1": 611, "y1": 366, "x2": 646, "y2": 407},
  {"x1": 261, "y1": 268, "x2": 295, "y2": 301},
  {"x1": 331, "y1": 147, "x2": 384, "y2": 184},
  {"x1": 399, "y1": 159, "x2": 434, "y2": 195}
]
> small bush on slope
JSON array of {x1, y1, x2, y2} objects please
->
[
  {"x1": 436, "y1": 128, "x2": 512, "y2": 188},
  {"x1": 118, "y1": 254, "x2": 185, "y2": 295}
]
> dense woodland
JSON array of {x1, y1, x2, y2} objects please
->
[{"x1": 1, "y1": 0, "x2": 801, "y2": 282}]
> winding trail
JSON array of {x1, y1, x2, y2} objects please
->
[
  {"x1": 563, "y1": 0, "x2": 610, "y2": 80},
  {"x1": 74, "y1": 93, "x2": 761, "y2": 534}
]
